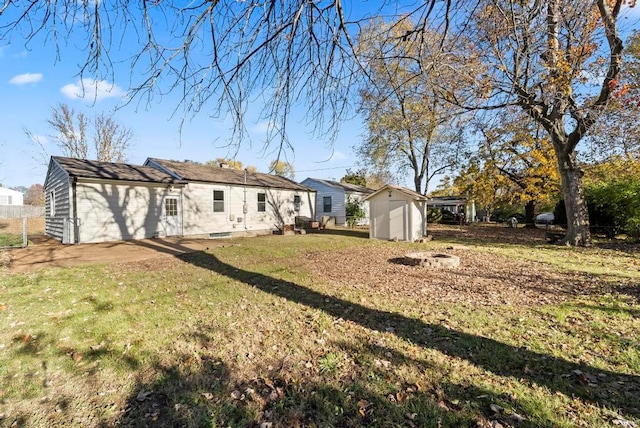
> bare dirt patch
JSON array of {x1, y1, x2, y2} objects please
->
[
  {"x1": 305, "y1": 245, "x2": 609, "y2": 306},
  {"x1": 4, "y1": 236, "x2": 230, "y2": 273}
]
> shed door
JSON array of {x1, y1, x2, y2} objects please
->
[
  {"x1": 162, "y1": 195, "x2": 182, "y2": 237},
  {"x1": 389, "y1": 200, "x2": 407, "y2": 241}
]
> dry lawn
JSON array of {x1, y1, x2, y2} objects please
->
[{"x1": 0, "y1": 224, "x2": 638, "y2": 427}]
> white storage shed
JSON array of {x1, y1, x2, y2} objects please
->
[{"x1": 364, "y1": 184, "x2": 428, "y2": 242}]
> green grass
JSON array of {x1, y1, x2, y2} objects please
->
[
  {"x1": 1, "y1": 230, "x2": 639, "y2": 427},
  {"x1": 0, "y1": 233, "x2": 22, "y2": 248}
]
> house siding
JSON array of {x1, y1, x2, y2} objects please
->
[
  {"x1": 44, "y1": 156, "x2": 317, "y2": 244},
  {"x1": 181, "y1": 182, "x2": 315, "y2": 236},
  {"x1": 74, "y1": 181, "x2": 168, "y2": 243},
  {"x1": 44, "y1": 161, "x2": 71, "y2": 242},
  {"x1": 301, "y1": 179, "x2": 347, "y2": 224},
  {"x1": 0, "y1": 188, "x2": 24, "y2": 206}
]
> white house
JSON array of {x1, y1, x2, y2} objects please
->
[
  {"x1": 44, "y1": 156, "x2": 316, "y2": 244},
  {"x1": 0, "y1": 187, "x2": 24, "y2": 206},
  {"x1": 364, "y1": 184, "x2": 428, "y2": 242},
  {"x1": 428, "y1": 196, "x2": 476, "y2": 223},
  {"x1": 300, "y1": 178, "x2": 373, "y2": 226}
]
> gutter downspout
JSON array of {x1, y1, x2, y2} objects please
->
[
  {"x1": 243, "y1": 169, "x2": 248, "y2": 230},
  {"x1": 71, "y1": 176, "x2": 79, "y2": 244}
]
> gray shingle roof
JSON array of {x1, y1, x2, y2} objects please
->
[
  {"x1": 303, "y1": 178, "x2": 374, "y2": 194},
  {"x1": 53, "y1": 156, "x2": 181, "y2": 184},
  {"x1": 147, "y1": 158, "x2": 312, "y2": 191}
]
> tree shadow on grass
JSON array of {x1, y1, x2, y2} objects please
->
[
  {"x1": 177, "y1": 251, "x2": 640, "y2": 421},
  {"x1": 114, "y1": 329, "x2": 500, "y2": 427}
]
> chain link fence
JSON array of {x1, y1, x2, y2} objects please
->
[{"x1": 0, "y1": 207, "x2": 45, "y2": 248}]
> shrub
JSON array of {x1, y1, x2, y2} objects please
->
[
  {"x1": 554, "y1": 178, "x2": 640, "y2": 240},
  {"x1": 427, "y1": 207, "x2": 443, "y2": 223},
  {"x1": 345, "y1": 195, "x2": 366, "y2": 228}
]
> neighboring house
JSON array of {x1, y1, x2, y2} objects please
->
[
  {"x1": 301, "y1": 178, "x2": 374, "y2": 226},
  {"x1": 428, "y1": 196, "x2": 476, "y2": 222},
  {"x1": 0, "y1": 187, "x2": 24, "y2": 206},
  {"x1": 364, "y1": 184, "x2": 428, "y2": 242},
  {"x1": 44, "y1": 156, "x2": 316, "y2": 244}
]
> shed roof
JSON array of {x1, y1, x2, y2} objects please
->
[
  {"x1": 363, "y1": 184, "x2": 428, "y2": 201},
  {"x1": 52, "y1": 156, "x2": 182, "y2": 184},
  {"x1": 302, "y1": 178, "x2": 374, "y2": 194},
  {"x1": 147, "y1": 158, "x2": 312, "y2": 192}
]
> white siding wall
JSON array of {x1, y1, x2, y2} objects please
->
[
  {"x1": 44, "y1": 162, "x2": 71, "y2": 241},
  {"x1": 301, "y1": 179, "x2": 346, "y2": 224},
  {"x1": 181, "y1": 182, "x2": 315, "y2": 236},
  {"x1": 0, "y1": 188, "x2": 24, "y2": 205},
  {"x1": 75, "y1": 182, "x2": 167, "y2": 243}
]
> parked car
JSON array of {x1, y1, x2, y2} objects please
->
[{"x1": 535, "y1": 212, "x2": 554, "y2": 225}]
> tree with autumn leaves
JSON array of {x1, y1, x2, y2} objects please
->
[
  {"x1": 585, "y1": 30, "x2": 640, "y2": 161},
  {"x1": 460, "y1": 0, "x2": 627, "y2": 245},
  {"x1": 4, "y1": 0, "x2": 634, "y2": 245},
  {"x1": 355, "y1": 18, "x2": 475, "y2": 195},
  {"x1": 451, "y1": 111, "x2": 560, "y2": 225}
]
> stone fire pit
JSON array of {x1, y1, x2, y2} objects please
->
[{"x1": 403, "y1": 252, "x2": 460, "y2": 268}]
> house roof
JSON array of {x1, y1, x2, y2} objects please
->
[
  {"x1": 51, "y1": 156, "x2": 182, "y2": 184},
  {"x1": 428, "y1": 196, "x2": 468, "y2": 205},
  {"x1": 302, "y1": 178, "x2": 374, "y2": 194},
  {"x1": 146, "y1": 158, "x2": 312, "y2": 192},
  {"x1": 363, "y1": 184, "x2": 428, "y2": 201}
]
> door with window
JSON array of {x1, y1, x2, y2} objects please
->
[{"x1": 162, "y1": 194, "x2": 182, "y2": 236}]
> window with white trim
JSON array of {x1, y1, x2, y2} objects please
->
[
  {"x1": 257, "y1": 192, "x2": 266, "y2": 212},
  {"x1": 213, "y1": 190, "x2": 225, "y2": 213},
  {"x1": 50, "y1": 191, "x2": 56, "y2": 216}
]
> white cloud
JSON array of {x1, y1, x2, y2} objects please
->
[
  {"x1": 27, "y1": 134, "x2": 49, "y2": 145},
  {"x1": 329, "y1": 150, "x2": 348, "y2": 161},
  {"x1": 60, "y1": 78, "x2": 124, "y2": 101},
  {"x1": 9, "y1": 73, "x2": 43, "y2": 85},
  {"x1": 252, "y1": 121, "x2": 271, "y2": 135}
]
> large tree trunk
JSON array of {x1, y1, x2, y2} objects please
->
[
  {"x1": 414, "y1": 173, "x2": 424, "y2": 195},
  {"x1": 524, "y1": 200, "x2": 536, "y2": 228},
  {"x1": 555, "y1": 150, "x2": 591, "y2": 246}
]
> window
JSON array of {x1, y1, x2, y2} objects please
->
[
  {"x1": 0, "y1": 195, "x2": 7, "y2": 205},
  {"x1": 50, "y1": 191, "x2": 56, "y2": 216},
  {"x1": 213, "y1": 190, "x2": 225, "y2": 213},
  {"x1": 293, "y1": 195, "x2": 301, "y2": 211},
  {"x1": 257, "y1": 193, "x2": 266, "y2": 212},
  {"x1": 323, "y1": 196, "x2": 332, "y2": 213},
  {"x1": 165, "y1": 198, "x2": 178, "y2": 216}
]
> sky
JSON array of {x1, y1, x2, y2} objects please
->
[
  {"x1": 0, "y1": 5, "x2": 367, "y2": 189},
  {"x1": 1, "y1": 2, "x2": 638, "y2": 191}
]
